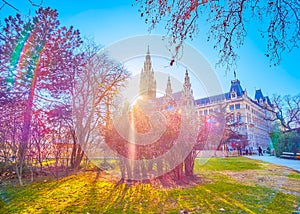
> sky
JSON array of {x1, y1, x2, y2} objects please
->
[{"x1": 0, "y1": 0, "x2": 299, "y2": 99}]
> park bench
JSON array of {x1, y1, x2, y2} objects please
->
[{"x1": 280, "y1": 152, "x2": 295, "y2": 159}]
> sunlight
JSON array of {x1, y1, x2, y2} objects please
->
[
  {"x1": 129, "y1": 111, "x2": 136, "y2": 160},
  {"x1": 128, "y1": 103, "x2": 137, "y2": 179}
]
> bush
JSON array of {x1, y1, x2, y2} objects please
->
[{"x1": 271, "y1": 130, "x2": 300, "y2": 156}]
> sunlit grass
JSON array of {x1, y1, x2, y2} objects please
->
[
  {"x1": 288, "y1": 172, "x2": 300, "y2": 180},
  {"x1": 0, "y1": 157, "x2": 299, "y2": 213},
  {"x1": 195, "y1": 157, "x2": 264, "y2": 172},
  {"x1": 32, "y1": 159, "x2": 56, "y2": 167}
]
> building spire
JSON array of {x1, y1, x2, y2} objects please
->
[
  {"x1": 163, "y1": 75, "x2": 175, "y2": 109},
  {"x1": 165, "y1": 75, "x2": 172, "y2": 97},
  {"x1": 144, "y1": 45, "x2": 152, "y2": 71},
  {"x1": 183, "y1": 69, "x2": 192, "y2": 93},
  {"x1": 139, "y1": 46, "x2": 156, "y2": 99},
  {"x1": 181, "y1": 69, "x2": 194, "y2": 106}
]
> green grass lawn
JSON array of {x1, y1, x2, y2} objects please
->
[{"x1": 0, "y1": 157, "x2": 299, "y2": 213}]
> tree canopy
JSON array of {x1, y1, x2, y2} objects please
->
[
  {"x1": 0, "y1": 5, "x2": 132, "y2": 184},
  {"x1": 134, "y1": 0, "x2": 300, "y2": 71},
  {"x1": 0, "y1": 7, "x2": 84, "y2": 184}
]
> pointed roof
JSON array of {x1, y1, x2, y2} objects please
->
[
  {"x1": 229, "y1": 79, "x2": 244, "y2": 97},
  {"x1": 264, "y1": 96, "x2": 272, "y2": 106},
  {"x1": 165, "y1": 75, "x2": 172, "y2": 97},
  {"x1": 181, "y1": 69, "x2": 194, "y2": 106},
  {"x1": 254, "y1": 89, "x2": 272, "y2": 106},
  {"x1": 139, "y1": 46, "x2": 156, "y2": 99},
  {"x1": 254, "y1": 89, "x2": 264, "y2": 101},
  {"x1": 184, "y1": 69, "x2": 191, "y2": 86},
  {"x1": 145, "y1": 45, "x2": 151, "y2": 64},
  {"x1": 195, "y1": 79, "x2": 244, "y2": 105}
]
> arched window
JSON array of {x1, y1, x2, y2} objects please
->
[{"x1": 231, "y1": 91, "x2": 237, "y2": 99}]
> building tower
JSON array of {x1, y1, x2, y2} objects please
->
[
  {"x1": 181, "y1": 69, "x2": 194, "y2": 106},
  {"x1": 139, "y1": 46, "x2": 157, "y2": 100},
  {"x1": 229, "y1": 79, "x2": 244, "y2": 99},
  {"x1": 165, "y1": 75, "x2": 172, "y2": 97},
  {"x1": 163, "y1": 76, "x2": 176, "y2": 109}
]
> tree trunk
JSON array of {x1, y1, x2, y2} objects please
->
[
  {"x1": 184, "y1": 150, "x2": 195, "y2": 177},
  {"x1": 133, "y1": 161, "x2": 140, "y2": 180},
  {"x1": 36, "y1": 140, "x2": 43, "y2": 172},
  {"x1": 147, "y1": 159, "x2": 153, "y2": 172},
  {"x1": 125, "y1": 159, "x2": 133, "y2": 180},
  {"x1": 119, "y1": 158, "x2": 126, "y2": 179},
  {"x1": 70, "y1": 128, "x2": 84, "y2": 170},
  {"x1": 15, "y1": 163, "x2": 24, "y2": 186},
  {"x1": 71, "y1": 142, "x2": 84, "y2": 170},
  {"x1": 140, "y1": 160, "x2": 147, "y2": 178},
  {"x1": 173, "y1": 163, "x2": 183, "y2": 181},
  {"x1": 75, "y1": 146, "x2": 84, "y2": 169},
  {"x1": 16, "y1": 89, "x2": 35, "y2": 185},
  {"x1": 157, "y1": 159, "x2": 163, "y2": 176}
]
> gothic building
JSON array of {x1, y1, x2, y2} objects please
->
[
  {"x1": 138, "y1": 48, "x2": 273, "y2": 151},
  {"x1": 139, "y1": 46, "x2": 157, "y2": 100}
]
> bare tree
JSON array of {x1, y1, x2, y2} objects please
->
[
  {"x1": 196, "y1": 103, "x2": 248, "y2": 155},
  {"x1": 267, "y1": 94, "x2": 300, "y2": 130},
  {"x1": 71, "y1": 39, "x2": 130, "y2": 170},
  {"x1": 0, "y1": 0, "x2": 43, "y2": 14},
  {"x1": 0, "y1": 95, "x2": 24, "y2": 173},
  {"x1": 134, "y1": 0, "x2": 300, "y2": 71}
]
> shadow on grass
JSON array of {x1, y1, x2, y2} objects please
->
[{"x1": 1, "y1": 157, "x2": 299, "y2": 213}]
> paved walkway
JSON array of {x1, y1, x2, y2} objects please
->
[{"x1": 246, "y1": 155, "x2": 300, "y2": 172}]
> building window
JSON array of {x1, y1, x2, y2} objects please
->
[
  {"x1": 227, "y1": 113, "x2": 234, "y2": 123},
  {"x1": 204, "y1": 109, "x2": 208, "y2": 115},
  {"x1": 237, "y1": 113, "x2": 242, "y2": 122},
  {"x1": 229, "y1": 105, "x2": 234, "y2": 111},
  {"x1": 209, "y1": 109, "x2": 213, "y2": 114},
  {"x1": 235, "y1": 103, "x2": 240, "y2": 109},
  {"x1": 247, "y1": 113, "x2": 251, "y2": 123},
  {"x1": 231, "y1": 91, "x2": 236, "y2": 99}
]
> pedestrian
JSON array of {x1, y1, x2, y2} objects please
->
[{"x1": 258, "y1": 146, "x2": 263, "y2": 156}]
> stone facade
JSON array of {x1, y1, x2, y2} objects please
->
[
  {"x1": 195, "y1": 79, "x2": 274, "y2": 151},
  {"x1": 139, "y1": 48, "x2": 274, "y2": 151}
]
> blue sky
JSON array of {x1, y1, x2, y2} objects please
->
[{"x1": 1, "y1": 0, "x2": 299, "y2": 98}]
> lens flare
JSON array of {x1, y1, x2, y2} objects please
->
[{"x1": 7, "y1": 26, "x2": 45, "y2": 96}]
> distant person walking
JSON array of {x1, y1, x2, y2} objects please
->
[{"x1": 258, "y1": 146, "x2": 263, "y2": 156}]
